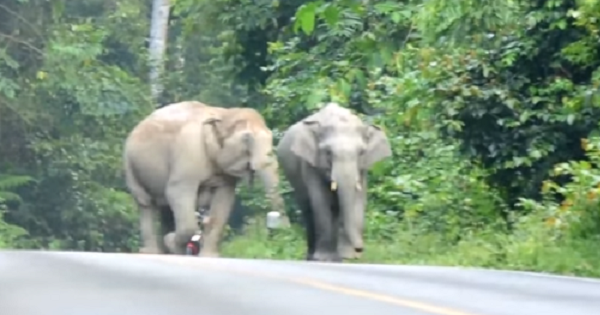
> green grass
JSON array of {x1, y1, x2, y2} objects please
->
[{"x1": 221, "y1": 216, "x2": 600, "y2": 278}]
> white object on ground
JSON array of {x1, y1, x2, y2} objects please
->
[{"x1": 266, "y1": 211, "x2": 282, "y2": 229}]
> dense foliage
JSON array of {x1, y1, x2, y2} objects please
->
[{"x1": 1, "y1": 0, "x2": 599, "y2": 277}]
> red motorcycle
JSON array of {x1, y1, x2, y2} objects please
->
[
  {"x1": 184, "y1": 208, "x2": 210, "y2": 256},
  {"x1": 185, "y1": 233, "x2": 203, "y2": 255}
]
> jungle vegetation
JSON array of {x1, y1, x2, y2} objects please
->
[{"x1": 1, "y1": 0, "x2": 600, "y2": 277}]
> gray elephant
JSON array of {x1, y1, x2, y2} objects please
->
[
  {"x1": 123, "y1": 101, "x2": 290, "y2": 257},
  {"x1": 276, "y1": 102, "x2": 391, "y2": 262}
]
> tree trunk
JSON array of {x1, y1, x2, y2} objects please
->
[{"x1": 148, "y1": 0, "x2": 171, "y2": 106}]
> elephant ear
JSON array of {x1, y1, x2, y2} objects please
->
[
  {"x1": 204, "y1": 117, "x2": 225, "y2": 147},
  {"x1": 204, "y1": 116, "x2": 248, "y2": 144},
  {"x1": 361, "y1": 124, "x2": 392, "y2": 169},
  {"x1": 203, "y1": 117, "x2": 228, "y2": 163},
  {"x1": 290, "y1": 119, "x2": 320, "y2": 167},
  {"x1": 204, "y1": 117, "x2": 254, "y2": 171}
]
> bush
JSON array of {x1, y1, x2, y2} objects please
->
[{"x1": 0, "y1": 207, "x2": 28, "y2": 249}]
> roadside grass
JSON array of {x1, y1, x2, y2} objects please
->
[{"x1": 221, "y1": 214, "x2": 600, "y2": 278}]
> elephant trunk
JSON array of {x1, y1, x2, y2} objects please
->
[
  {"x1": 242, "y1": 133, "x2": 256, "y2": 188},
  {"x1": 256, "y1": 165, "x2": 280, "y2": 210},
  {"x1": 243, "y1": 131, "x2": 290, "y2": 227},
  {"x1": 256, "y1": 162, "x2": 290, "y2": 227},
  {"x1": 331, "y1": 161, "x2": 363, "y2": 251}
]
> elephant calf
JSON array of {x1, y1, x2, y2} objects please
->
[
  {"x1": 277, "y1": 102, "x2": 391, "y2": 262},
  {"x1": 123, "y1": 101, "x2": 289, "y2": 257}
]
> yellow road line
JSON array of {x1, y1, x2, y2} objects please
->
[{"x1": 142, "y1": 255, "x2": 483, "y2": 315}]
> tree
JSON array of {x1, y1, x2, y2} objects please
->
[{"x1": 148, "y1": 0, "x2": 171, "y2": 105}]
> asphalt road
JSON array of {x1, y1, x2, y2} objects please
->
[{"x1": 1, "y1": 250, "x2": 599, "y2": 315}]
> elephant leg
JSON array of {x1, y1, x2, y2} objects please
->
[
  {"x1": 163, "y1": 231, "x2": 177, "y2": 254},
  {"x1": 197, "y1": 187, "x2": 214, "y2": 229},
  {"x1": 297, "y1": 196, "x2": 316, "y2": 260},
  {"x1": 287, "y1": 177, "x2": 314, "y2": 259},
  {"x1": 165, "y1": 180, "x2": 201, "y2": 255},
  {"x1": 158, "y1": 206, "x2": 174, "y2": 254},
  {"x1": 199, "y1": 182, "x2": 236, "y2": 257},
  {"x1": 337, "y1": 222, "x2": 356, "y2": 259},
  {"x1": 197, "y1": 187, "x2": 213, "y2": 210},
  {"x1": 306, "y1": 178, "x2": 340, "y2": 262},
  {"x1": 138, "y1": 203, "x2": 162, "y2": 254}
]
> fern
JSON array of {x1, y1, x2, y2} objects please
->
[
  {"x1": 413, "y1": 0, "x2": 522, "y2": 45},
  {"x1": 0, "y1": 174, "x2": 33, "y2": 204},
  {"x1": 0, "y1": 208, "x2": 28, "y2": 248},
  {"x1": 0, "y1": 191, "x2": 23, "y2": 203},
  {"x1": 0, "y1": 175, "x2": 33, "y2": 190}
]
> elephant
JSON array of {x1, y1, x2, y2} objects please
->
[
  {"x1": 276, "y1": 102, "x2": 391, "y2": 262},
  {"x1": 123, "y1": 101, "x2": 290, "y2": 257}
]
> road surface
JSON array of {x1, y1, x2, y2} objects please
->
[{"x1": 1, "y1": 250, "x2": 599, "y2": 315}]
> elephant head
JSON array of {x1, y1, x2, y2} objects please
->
[
  {"x1": 290, "y1": 103, "x2": 391, "y2": 253},
  {"x1": 202, "y1": 110, "x2": 267, "y2": 176},
  {"x1": 202, "y1": 108, "x2": 289, "y2": 225}
]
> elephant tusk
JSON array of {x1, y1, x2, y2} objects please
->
[
  {"x1": 330, "y1": 181, "x2": 338, "y2": 191},
  {"x1": 355, "y1": 174, "x2": 362, "y2": 191}
]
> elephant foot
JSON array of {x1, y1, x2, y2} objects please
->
[
  {"x1": 163, "y1": 232, "x2": 178, "y2": 254},
  {"x1": 310, "y1": 250, "x2": 342, "y2": 263},
  {"x1": 341, "y1": 251, "x2": 362, "y2": 260},
  {"x1": 139, "y1": 246, "x2": 162, "y2": 255},
  {"x1": 338, "y1": 244, "x2": 362, "y2": 260},
  {"x1": 199, "y1": 249, "x2": 220, "y2": 258}
]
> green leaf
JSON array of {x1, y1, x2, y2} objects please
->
[
  {"x1": 306, "y1": 86, "x2": 326, "y2": 108},
  {"x1": 530, "y1": 149, "x2": 542, "y2": 159},
  {"x1": 294, "y1": 2, "x2": 318, "y2": 35},
  {"x1": 0, "y1": 175, "x2": 34, "y2": 190},
  {"x1": 339, "y1": 78, "x2": 351, "y2": 97},
  {"x1": 0, "y1": 192, "x2": 23, "y2": 203},
  {"x1": 373, "y1": 2, "x2": 400, "y2": 14},
  {"x1": 323, "y1": 5, "x2": 340, "y2": 26},
  {"x1": 354, "y1": 70, "x2": 366, "y2": 87}
]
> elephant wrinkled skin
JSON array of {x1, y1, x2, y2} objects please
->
[
  {"x1": 276, "y1": 102, "x2": 391, "y2": 262},
  {"x1": 123, "y1": 101, "x2": 289, "y2": 257}
]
